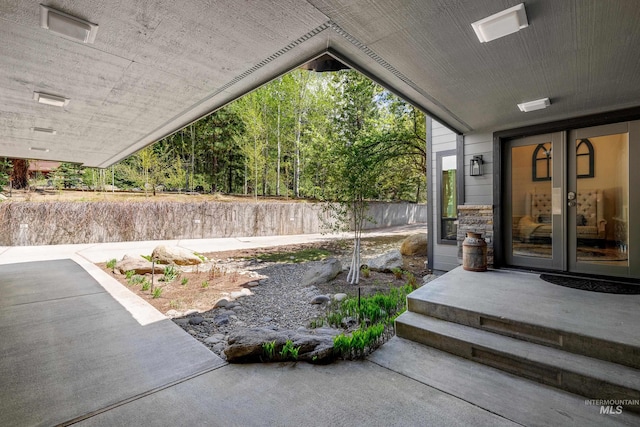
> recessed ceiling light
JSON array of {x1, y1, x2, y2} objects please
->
[
  {"x1": 33, "y1": 92, "x2": 70, "y2": 108},
  {"x1": 517, "y1": 98, "x2": 551, "y2": 112},
  {"x1": 31, "y1": 127, "x2": 57, "y2": 135},
  {"x1": 40, "y1": 5, "x2": 98, "y2": 44},
  {"x1": 472, "y1": 3, "x2": 528, "y2": 43},
  {"x1": 29, "y1": 147, "x2": 50, "y2": 152}
]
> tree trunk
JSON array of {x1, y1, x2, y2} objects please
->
[
  {"x1": 11, "y1": 159, "x2": 29, "y2": 189},
  {"x1": 294, "y1": 116, "x2": 301, "y2": 198},
  {"x1": 276, "y1": 102, "x2": 281, "y2": 196}
]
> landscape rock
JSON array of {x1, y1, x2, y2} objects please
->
[
  {"x1": 400, "y1": 233, "x2": 428, "y2": 256},
  {"x1": 214, "y1": 298, "x2": 229, "y2": 308},
  {"x1": 204, "y1": 334, "x2": 225, "y2": 344},
  {"x1": 151, "y1": 245, "x2": 203, "y2": 266},
  {"x1": 165, "y1": 309, "x2": 182, "y2": 318},
  {"x1": 188, "y1": 316, "x2": 204, "y2": 325},
  {"x1": 301, "y1": 258, "x2": 342, "y2": 286},
  {"x1": 333, "y1": 293, "x2": 348, "y2": 302},
  {"x1": 115, "y1": 254, "x2": 164, "y2": 275},
  {"x1": 224, "y1": 328, "x2": 337, "y2": 364},
  {"x1": 214, "y1": 314, "x2": 230, "y2": 326},
  {"x1": 310, "y1": 295, "x2": 330, "y2": 304},
  {"x1": 183, "y1": 309, "x2": 199, "y2": 316},
  {"x1": 365, "y1": 249, "x2": 403, "y2": 272},
  {"x1": 244, "y1": 281, "x2": 260, "y2": 288},
  {"x1": 230, "y1": 288, "x2": 253, "y2": 300}
]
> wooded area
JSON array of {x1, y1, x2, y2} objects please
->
[{"x1": 1, "y1": 70, "x2": 426, "y2": 203}]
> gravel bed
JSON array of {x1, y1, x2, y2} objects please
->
[{"x1": 172, "y1": 260, "x2": 333, "y2": 360}]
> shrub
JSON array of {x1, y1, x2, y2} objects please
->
[{"x1": 106, "y1": 259, "x2": 117, "y2": 269}]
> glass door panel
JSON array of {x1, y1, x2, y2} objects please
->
[
  {"x1": 505, "y1": 133, "x2": 564, "y2": 269},
  {"x1": 569, "y1": 124, "x2": 631, "y2": 276}
]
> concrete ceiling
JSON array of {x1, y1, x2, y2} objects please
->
[{"x1": 2, "y1": 0, "x2": 640, "y2": 167}]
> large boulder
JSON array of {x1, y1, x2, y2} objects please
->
[
  {"x1": 301, "y1": 258, "x2": 342, "y2": 286},
  {"x1": 151, "y1": 245, "x2": 203, "y2": 265},
  {"x1": 365, "y1": 249, "x2": 403, "y2": 272},
  {"x1": 115, "y1": 254, "x2": 164, "y2": 275},
  {"x1": 224, "y1": 327, "x2": 338, "y2": 364},
  {"x1": 400, "y1": 233, "x2": 428, "y2": 256}
]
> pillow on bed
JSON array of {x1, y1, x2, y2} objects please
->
[
  {"x1": 537, "y1": 214, "x2": 551, "y2": 224},
  {"x1": 576, "y1": 214, "x2": 587, "y2": 226}
]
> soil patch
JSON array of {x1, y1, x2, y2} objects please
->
[{"x1": 99, "y1": 234, "x2": 428, "y2": 315}]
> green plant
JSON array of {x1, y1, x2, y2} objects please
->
[
  {"x1": 280, "y1": 340, "x2": 300, "y2": 360},
  {"x1": 130, "y1": 275, "x2": 146, "y2": 285},
  {"x1": 406, "y1": 272, "x2": 418, "y2": 290},
  {"x1": 106, "y1": 258, "x2": 117, "y2": 269},
  {"x1": 162, "y1": 265, "x2": 179, "y2": 282},
  {"x1": 201, "y1": 280, "x2": 209, "y2": 289},
  {"x1": 141, "y1": 280, "x2": 151, "y2": 291},
  {"x1": 141, "y1": 254, "x2": 152, "y2": 262},
  {"x1": 361, "y1": 266, "x2": 370, "y2": 278},
  {"x1": 181, "y1": 277, "x2": 189, "y2": 286},
  {"x1": 262, "y1": 340, "x2": 276, "y2": 360},
  {"x1": 169, "y1": 300, "x2": 180, "y2": 309},
  {"x1": 391, "y1": 267, "x2": 404, "y2": 280},
  {"x1": 152, "y1": 287, "x2": 163, "y2": 299},
  {"x1": 194, "y1": 252, "x2": 206, "y2": 262},
  {"x1": 125, "y1": 270, "x2": 136, "y2": 280}
]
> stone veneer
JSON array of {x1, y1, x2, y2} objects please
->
[{"x1": 457, "y1": 205, "x2": 494, "y2": 267}]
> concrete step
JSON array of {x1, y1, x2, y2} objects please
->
[
  {"x1": 369, "y1": 337, "x2": 640, "y2": 427},
  {"x1": 396, "y1": 311, "x2": 640, "y2": 411},
  {"x1": 407, "y1": 295, "x2": 640, "y2": 369}
]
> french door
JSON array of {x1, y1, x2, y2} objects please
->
[{"x1": 505, "y1": 121, "x2": 639, "y2": 279}]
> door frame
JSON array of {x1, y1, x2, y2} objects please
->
[{"x1": 493, "y1": 106, "x2": 640, "y2": 279}]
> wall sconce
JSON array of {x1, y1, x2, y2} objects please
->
[{"x1": 470, "y1": 155, "x2": 484, "y2": 176}]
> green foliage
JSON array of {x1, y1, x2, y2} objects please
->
[
  {"x1": 181, "y1": 277, "x2": 189, "y2": 286},
  {"x1": 255, "y1": 248, "x2": 330, "y2": 263},
  {"x1": 391, "y1": 268, "x2": 404, "y2": 279},
  {"x1": 162, "y1": 265, "x2": 179, "y2": 282},
  {"x1": 51, "y1": 162, "x2": 83, "y2": 190},
  {"x1": 262, "y1": 340, "x2": 276, "y2": 360},
  {"x1": 361, "y1": 266, "x2": 370, "y2": 278},
  {"x1": 0, "y1": 158, "x2": 12, "y2": 191},
  {"x1": 406, "y1": 272, "x2": 418, "y2": 290},
  {"x1": 152, "y1": 287, "x2": 163, "y2": 299},
  {"x1": 280, "y1": 340, "x2": 300, "y2": 360},
  {"x1": 141, "y1": 281, "x2": 151, "y2": 291},
  {"x1": 129, "y1": 275, "x2": 146, "y2": 285},
  {"x1": 201, "y1": 281, "x2": 209, "y2": 289},
  {"x1": 93, "y1": 67, "x2": 424, "y2": 201},
  {"x1": 125, "y1": 270, "x2": 136, "y2": 280},
  {"x1": 106, "y1": 259, "x2": 117, "y2": 269},
  {"x1": 194, "y1": 252, "x2": 206, "y2": 262},
  {"x1": 141, "y1": 255, "x2": 152, "y2": 261},
  {"x1": 321, "y1": 284, "x2": 414, "y2": 359}
]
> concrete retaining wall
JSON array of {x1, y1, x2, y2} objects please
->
[{"x1": 0, "y1": 201, "x2": 426, "y2": 246}]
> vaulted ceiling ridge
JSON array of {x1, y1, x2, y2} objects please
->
[{"x1": 328, "y1": 21, "x2": 469, "y2": 132}]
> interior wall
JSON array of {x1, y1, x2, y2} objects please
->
[
  {"x1": 508, "y1": 134, "x2": 628, "y2": 241},
  {"x1": 577, "y1": 133, "x2": 628, "y2": 240}
]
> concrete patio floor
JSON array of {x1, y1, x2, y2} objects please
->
[{"x1": 1, "y1": 227, "x2": 639, "y2": 426}]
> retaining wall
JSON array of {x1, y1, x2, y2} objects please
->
[{"x1": 0, "y1": 201, "x2": 427, "y2": 246}]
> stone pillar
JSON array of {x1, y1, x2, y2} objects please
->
[{"x1": 457, "y1": 205, "x2": 494, "y2": 267}]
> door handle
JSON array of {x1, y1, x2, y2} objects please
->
[
  {"x1": 568, "y1": 200, "x2": 577, "y2": 207},
  {"x1": 567, "y1": 191, "x2": 576, "y2": 200}
]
